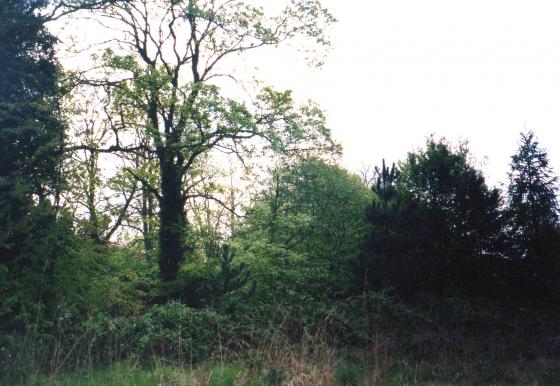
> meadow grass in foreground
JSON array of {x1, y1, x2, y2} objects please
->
[{"x1": 19, "y1": 357, "x2": 560, "y2": 386}]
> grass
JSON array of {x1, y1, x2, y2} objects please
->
[
  {"x1": 14, "y1": 356, "x2": 560, "y2": 386},
  {"x1": 25, "y1": 361, "x2": 251, "y2": 386},
  {"x1": 4, "y1": 312, "x2": 560, "y2": 386}
]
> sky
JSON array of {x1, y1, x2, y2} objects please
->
[
  {"x1": 248, "y1": 0, "x2": 560, "y2": 187},
  {"x1": 52, "y1": 0, "x2": 560, "y2": 188}
]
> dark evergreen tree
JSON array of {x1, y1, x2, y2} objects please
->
[
  {"x1": 506, "y1": 131, "x2": 560, "y2": 305},
  {"x1": 357, "y1": 159, "x2": 407, "y2": 292},
  {"x1": 507, "y1": 131, "x2": 559, "y2": 251},
  {"x1": 199, "y1": 244, "x2": 255, "y2": 309},
  {"x1": 0, "y1": 0, "x2": 68, "y2": 330},
  {"x1": 373, "y1": 159, "x2": 400, "y2": 210},
  {"x1": 170, "y1": 244, "x2": 255, "y2": 310},
  {"x1": 0, "y1": 0, "x2": 63, "y2": 202},
  {"x1": 362, "y1": 140, "x2": 506, "y2": 299}
]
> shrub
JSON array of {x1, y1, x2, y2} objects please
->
[{"x1": 84, "y1": 301, "x2": 230, "y2": 364}]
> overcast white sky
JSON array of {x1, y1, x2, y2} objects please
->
[
  {"x1": 249, "y1": 0, "x2": 560, "y2": 187},
  {"x1": 53, "y1": 0, "x2": 560, "y2": 188}
]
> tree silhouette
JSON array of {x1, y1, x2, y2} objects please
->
[
  {"x1": 362, "y1": 140, "x2": 505, "y2": 298},
  {"x1": 506, "y1": 131, "x2": 560, "y2": 305}
]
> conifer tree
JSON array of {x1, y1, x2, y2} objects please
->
[
  {"x1": 0, "y1": 0, "x2": 66, "y2": 211},
  {"x1": 506, "y1": 131, "x2": 560, "y2": 304},
  {"x1": 373, "y1": 159, "x2": 400, "y2": 211},
  {"x1": 507, "y1": 131, "x2": 559, "y2": 255},
  {"x1": 0, "y1": 0, "x2": 67, "y2": 330},
  {"x1": 362, "y1": 140, "x2": 505, "y2": 298}
]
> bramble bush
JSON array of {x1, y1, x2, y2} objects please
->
[{"x1": 82, "y1": 301, "x2": 230, "y2": 364}]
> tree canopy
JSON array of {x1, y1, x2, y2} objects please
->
[
  {"x1": 64, "y1": 0, "x2": 339, "y2": 282},
  {"x1": 361, "y1": 139, "x2": 505, "y2": 298},
  {"x1": 506, "y1": 131, "x2": 560, "y2": 304}
]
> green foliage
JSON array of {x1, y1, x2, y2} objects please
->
[
  {"x1": 506, "y1": 131, "x2": 560, "y2": 305},
  {"x1": 372, "y1": 159, "x2": 400, "y2": 209},
  {"x1": 99, "y1": 246, "x2": 157, "y2": 314},
  {"x1": 196, "y1": 245, "x2": 255, "y2": 310},
  {"x1": 238, "y1": 157, "x2": 371, "y2": 302},
  {"x1": 263, "y1": 366, "x2": 286, "y2": 386},
  {"x1": 163, "y1": 244, "x2": 255, "y2": 310},
  {"x1": 0, "y1": 203, "x2": 102, "y2": 332},
  {"x1": 6, "y1": 2, "x2": 560, "y2": 383},
  {"x1": 87, "y1": 0, "x2": 337, "y2": 283},
  {"x1": 0, "y1": 0, "x2": 63, "y2": 201},
  {"x1": 362, "y1": 139, "x2": 505, "y2": 298},
  {"x1": 0, "y1": 209, "x2": 155, "y2": 335},
  {"x1": 0, "y1": 0, "x2": 70, "y2": 334},
  {"x1": 508, "y1": 131, "x2": 559, "y2": 240},
  {"x1": 334, "y1": 363, "x2": 363, "y2": 386},
  {"x1": 83, "y1": 302, "x2": 229, "y2": 364},
  {"x1": 325, "y1": 291, "x2": 425, "y2": 347}
]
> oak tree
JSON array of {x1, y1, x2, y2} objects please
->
[{"x1": 68, "y1": 0, "x2": 338, "y2": 281}]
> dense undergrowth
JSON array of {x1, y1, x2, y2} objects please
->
[{"x1": 3, "y1": 289, "x2": 560, "y2": 385}]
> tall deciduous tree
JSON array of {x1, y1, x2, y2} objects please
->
[
  {"x1": 69, "y1": 0, "x2": 338, "y2": 282},
  {"x1": 239, "y1": 158, "x2": 371, "y2": 297}
]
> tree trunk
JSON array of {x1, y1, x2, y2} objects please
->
[
  {"x1": 86, "y1": 150, "x2": 102, "y2": 243},
  {"x1": 141, "y1": 184, "x2": 154, "y2": 259},
  {"x1": 158, "y1": 155, "x2": 186, "y2": 282}
]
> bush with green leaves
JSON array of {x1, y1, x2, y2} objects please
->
[
  {"x1": 160, "y1": 244, "x2": 255, "y2": 311},
  {"x1": 324, "y1": 291, "x2": 427, "y2": 348},
  {"x1": 0, "y1": 203, "x2": 113, "y2": 333},
  {"x1": 83, "y1": 301, "x2": 230, "y2": 364}
]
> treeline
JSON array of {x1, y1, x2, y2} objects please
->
[
  {"x1": 2, "y1": 0, "x2": 560, "y2": 384},
  {"x1": 360, "y1": 135, "x2": 560, "y2": 307}
]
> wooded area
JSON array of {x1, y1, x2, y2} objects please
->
[{"x1": 2, "y1": 0, "x2": 560, "y2": 384}]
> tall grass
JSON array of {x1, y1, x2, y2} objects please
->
[{"x1": 3, "y1": 296, "x2": 560, "y2": 385}]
